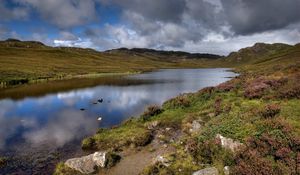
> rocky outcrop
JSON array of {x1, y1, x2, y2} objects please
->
[
  {"x1": 193, "y1": 167, "x2": 219, "y2": 175},
  {"x1": 65, "y1": 152, "x2": 107, "y2": 174},
  {"x1": 216, "y1": 134, "x2": 243, "y2": 152}
]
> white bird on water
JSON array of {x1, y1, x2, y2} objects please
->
[{"x1": 97, "y1": 117, "x2": 102, "y2": 121}]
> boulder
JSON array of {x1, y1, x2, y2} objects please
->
[
  {"x1": 216, "y1": 134, "x2": 243, "y2": 152},
  {"x1": 193, "y1": 167, "x2": 219, "y2": 175},
  {"x1": 65, "y1": 152, "x2": 107, "y2": 174}
]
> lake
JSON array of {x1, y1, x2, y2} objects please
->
[{"x1": 0, "y1": 68, "x2": 237, "y2": 174}]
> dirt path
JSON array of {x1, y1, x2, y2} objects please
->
[
  {"x1": 99, "y1": 147, "x2": 170, "y2": 175},
  {"x1": 98, "y1": 130, "x2": 179, "y2": 175}
]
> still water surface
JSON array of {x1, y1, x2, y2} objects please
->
[{"x1": 0, "y1": 68, "x2": 237, "y2": 174}]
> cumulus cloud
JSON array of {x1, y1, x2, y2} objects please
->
[
  {"x1": 54, "y1": 38, "x2": 94, "y2": 48},
  {"x1": 1, "y1": 0, "x2": 300, "y2": 54}
]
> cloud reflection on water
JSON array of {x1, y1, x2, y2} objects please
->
[
  {"x1": 0, "y1": 69, "x2": 238, "y2": 151},
  {"x1": 23, "y1": 110, "x2": 98, "y2": 147}
]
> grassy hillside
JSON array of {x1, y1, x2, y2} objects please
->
[
  {"x1": 0, "y1": 39, "x2": 220, "y2": 86},
  {"x1": 55, "y1": 43, "x2": 300, "y2": 175}
]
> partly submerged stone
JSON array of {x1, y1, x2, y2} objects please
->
[
  {"x1": 192, "y1": 167, "x2": 219, "y2": 175},
  {"x1": 65, "y1": 152, "x2": 107, "y2": 174},
  {"x1": 216, "y1": 134, "x2": 243, "y2": 152}
]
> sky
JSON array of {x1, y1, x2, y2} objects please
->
[{"x1": 0, "y1": 0, "x2": 300, "y2": 55}]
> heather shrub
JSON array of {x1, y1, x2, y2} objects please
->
[
  {"x1": 214, "y1": 97, "x2": 222, "y2": 116},
  {"x1": 232, "y1": 120, "x2": 299, "y2": 175},
  {"x1": 231, "y1": 150, "x2": 275, "y2": 175},
  {"x1": 198, "y1": 86, "x2": 215, "y2": 94},
  {"x1": 259, "y1": 104, "x2": 281, "y2": 118},
  {"x1": 244, "y1": 77, "x2": 270, "y2": 99},
  {"x1": 278, "y1": 74, "x2": 300, "y2": 99},
  {"x1": 141, "y1": 105, "x2": 163, "y2": 121},
  {"x1": 278, "y1": 84, "x2": 300, "y2": 99},
  {"x1": 197, "y1": 87, "x2": 215, "y2": 100},
  {"x1": 216, "y1": 78, "x2": 240, "y2": 92},
  {"x1": 185, "y1": 138, "x2": 198, "y2": 156},
  {"x1": 244, "y1": 77, "x2": 287, "y2": 99}
]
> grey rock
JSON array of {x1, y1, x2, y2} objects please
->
[
  {"x1": 224, "y1": 166, "x2": 230, "y2": 175},
  {"x1": 65, "y1": 152, "x2": 107, "y2": 174},
  {"x1": 189, "y1": 120, "x2": 201, "y2": 133},
  {"x1": 147, "y1": 121, "x2": 159, "y2": 130},
  {"x1": 153, "y1": 155, "x2": 170, "y2": 167},
  {"x1": 193, "y1": 167, "x2": 219, "y2": 175},
  {"x1": 216, "y1": 134, "x2": 243, "y2": 152},
  {"x1": 92, "y1": 152, "x2": 106, "y2": 167}
]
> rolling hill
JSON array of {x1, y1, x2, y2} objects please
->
[{"x1": 0, "y1": 39, "x2": 221, "y2": 85}]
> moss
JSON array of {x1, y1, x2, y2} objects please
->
[
  {"x1": 53, "y1": 162, "x2": 84, "y2": 175},
  {"x1": 81, "y1": 137, "x2": 96, "y2": 150},
  {"x1": 141, "y1": 162, "x2": 174, "y2": 175},
  {"x1": 105, "y1": 152, "x2": 121, "y2": 168},
  {"x1": 86, "y1": 120, "x2": 153, "y2": 150}
]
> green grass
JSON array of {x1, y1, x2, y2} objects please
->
[
  {"x1": 0, "y1": 43, "x2": 218, "y2": 85},
  {"x1": 74, "y1": 43, "x2": 300, "y2": 175},
  {"x1": 82, "y1": 119, "x2": 153, "y2": 150}
]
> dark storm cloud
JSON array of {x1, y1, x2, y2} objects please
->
[
  {"x1": 0, "y1": 1, "x2": 29, "y2": 21},
  {"x1": 0, "y1": 25, "x2": 8, "y2": 36},
  {"x1": 99, "y1": 0, "x2": 186, "y2": 23},
  {"x1": 186, "y1": 0, "x2": 225, "y2": 29},
  {"x1": 221, "y1": 0, "x2": 300, "y2": 35},
  {"x1": 15, "y1": 0, "x2": 97, "y2": 29},
  {"x1": 1, "y1": 0, "x2": 299, "y2": 54}
]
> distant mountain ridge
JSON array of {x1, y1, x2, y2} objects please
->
[
  {"x1": 0, "y1": 38, "x2": 222, "y2": 59},
  {"x1": 106, "y1": 48, "x2": 223, "y2": 59}
]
